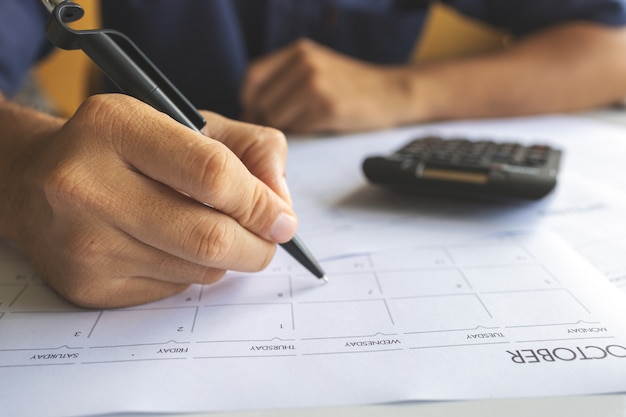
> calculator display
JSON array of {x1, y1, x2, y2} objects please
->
[{"x1": 420, "y1": 167, "x2": 489, "y2": 184}]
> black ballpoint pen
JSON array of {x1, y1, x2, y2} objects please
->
[{"x1": 41, "y1": 0, "x2": 328, "y2": 282}]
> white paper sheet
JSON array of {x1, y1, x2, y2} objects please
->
[
  {"x1": 2, "y1": 114, "x2": 626, "y2": 417},
  {"x1": 1, "y1": 231, "x2": 626, "y2": 417}
]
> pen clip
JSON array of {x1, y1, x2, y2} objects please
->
[{"x1": 44, "y1": 1, "x2": 206, "y2": 131}]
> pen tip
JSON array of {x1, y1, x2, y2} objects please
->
[{"x1": 321, "y1": 275, "x2": 329, "y2": 283}]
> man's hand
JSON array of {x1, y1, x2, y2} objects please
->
[
  {"x1": 1, "y1": 94, "x2": 296, "y2": 308},
  {"x1": 242, "y1": 25, "x2": 626, "y2": 133},
  {"x1": 241, "y1": 39, "x2": 413, "y2": 133}
]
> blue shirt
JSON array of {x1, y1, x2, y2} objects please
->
[{"x1": 2, "y1": 0, "x2": 626, "y2": 118}]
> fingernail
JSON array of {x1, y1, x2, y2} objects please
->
[{"x1": 269, "y1": 212, "x2": 298, "y2": 243}]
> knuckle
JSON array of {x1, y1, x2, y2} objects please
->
[
  {"x1": 75, "y1": 95, "x2": 144, "y2": 152},
  {"x1": 254, "y1": 125, "x2": 287, "y2": 150},
  {"x1": 251, "y1": 188, "x2": 275, "y2": 227},
  {"x1": 76, "y1": 95, "x2": 123, "y2": 130},
  {"x1": 298, "y1": 54, "x2": 318, "y2": 75},
  {"x1": 194, "y1": 143, "x2": 234, "y2": 199},
  {"x1": 43, "y1": 161, "x2": 96, "y2": 213},
  {"x1": 75, "y1": 94, "x2": 111, "y2": 116},
  {"x1": 294, "y1": 42, "x2": 320, "y2": 69},
  {"x1": 187, "y1": 219, "x2": 236, "y2": 265},
  {"x1": 294, "y1": 38, "x2": 314, "y2": 52},
  {"x1": 233, "y1": 184, "x2": 273, "y2": 227}
]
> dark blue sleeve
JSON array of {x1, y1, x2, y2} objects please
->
[
  {"x1": 443, "y1": 0, "x2": 626, "y2": 37},
  {"x1": 100, "y1": 0, "x2": 248, "y2": 119},
  {"x1": 0, "y1": 0, "x2": 53, "y2": 97}
]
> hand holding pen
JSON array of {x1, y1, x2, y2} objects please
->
[
  {"x1": 0, "y1": 1, "x2": 326, "y2": 308},
  {"x1": 43, "y1": 0, "x2": 326, "y2": 282}
]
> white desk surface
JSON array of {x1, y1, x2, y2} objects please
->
[
  {"x1": 107, "y1": 107, "x2": 626, "y2": 417},
  {"x1": 113, "y1": 395, "x2": 625, "y2": 417}
]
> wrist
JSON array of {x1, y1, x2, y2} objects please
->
[
  {"x1": 382, "y1": 65, "x2": 440, "y2": 126},
  {"x1": 0, "y1": 101, "x2": 63, "y2": 244}
]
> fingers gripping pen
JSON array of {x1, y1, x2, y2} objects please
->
[{"x1": 39, "y1": 0, "x2": 328, "y2": 281}]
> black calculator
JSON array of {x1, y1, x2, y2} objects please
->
[{"x1": 362, "y1": 135, "x2": 562, "y2": 200}]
